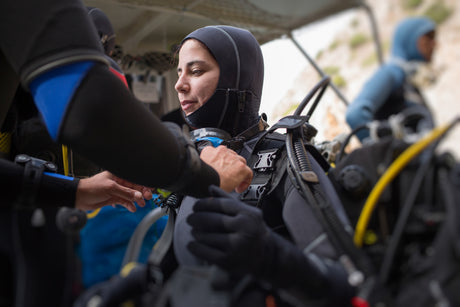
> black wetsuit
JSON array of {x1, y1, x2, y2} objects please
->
[
  {"x1": 0, "y1": 0, "x2": 219, "y2": 197},
  {"x1": 0, "y1": 158, "x2": 80, "y2": 306},
  {"x1": 0, "y1": 1, "x2": 220, "y2": 306}
]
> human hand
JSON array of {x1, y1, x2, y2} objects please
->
[
  {"x1": 186, "y1": 189, "x2": 356, "y2": 305},
  {"x1": 186, "y1": 185, "x2": 268, "y2": 276},
  {"x1": 200, "y1": 146, "x2": 253, "y2": 193},
  {"x1": 75, "y1": 171, "x2": 153, "y2": 212}
]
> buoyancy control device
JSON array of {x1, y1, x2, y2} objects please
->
[{"x1": 330, "y1": 104, "x2": 460, "y2": 306}]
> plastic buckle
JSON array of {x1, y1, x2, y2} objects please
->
[
  {"x1": 241, "y1": 183, "x2": 268, "y2": 201},
  {"x1": 14, "y1": 154, "x2": 57, "y2": 208},
  {"x1": 254, "y1": 148, "x2": 279, "y2": 171}
]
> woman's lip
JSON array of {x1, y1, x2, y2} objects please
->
[{"x1": 180, "y1": 100, "x2": 195, "y2": 111}]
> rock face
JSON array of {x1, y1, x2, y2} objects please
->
[{"x1": 269, "y1": 0, "x2": 460, "y2": 158}]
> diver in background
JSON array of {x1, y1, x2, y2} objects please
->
[{"x1": 346, "y1": 16, "x2": 437, "y2": 142}]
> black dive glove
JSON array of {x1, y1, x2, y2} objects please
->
[
  {"x1": 186, "y1": 185, "x2": 355, "y2": 305},
  {"x1": 187, "y1": 185, "x2": 268, "y2": 277}
]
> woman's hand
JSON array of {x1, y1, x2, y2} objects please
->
[
  {"x1": 200, "y1": 145, "x2": 253, "y2": 193},
  {"x1": 75, "y1": 171, "x2": 153, "y2": 212}
]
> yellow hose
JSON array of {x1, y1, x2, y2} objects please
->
[
  {"x1": 0, "y1": 132, "x2": 11, "y2": 155},
  {"x1": 87, "y1": 208, "x2": 101, "y2": 219},
  {"x1": 354, "y1": 122, "x2": 453, "y2": 247},
  {"x1": 61, "y1": 145, "x2": 69, "y2": 176},
  {"x1": 62, "y1": 144, "x2": 101, "y2": 218}
]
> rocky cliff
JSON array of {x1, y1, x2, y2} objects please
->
[{"x1": 270, "y1": 0, "x2": 460, "y2": 157}]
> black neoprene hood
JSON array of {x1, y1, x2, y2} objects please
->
[
  {"x1": 181, "y1": 25, "x2": 264, "y2": 137},
  {"x1": 87, "y1": 7, "x2": 116, "y2": 55}
]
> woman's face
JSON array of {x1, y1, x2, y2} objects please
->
[{"x1": 175, "y1": 39, "x2": 220, "y2": 116}]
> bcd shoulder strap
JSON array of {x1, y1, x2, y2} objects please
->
[{"x1": 240, "y1": 132, "x2": 287, "y2": 207}]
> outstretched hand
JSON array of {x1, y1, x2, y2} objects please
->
[
  {"x1": 75, "y1": 171, "x2": 153, "y2": 212},
  {"x1": 186, "y1": 185, "x2": 268, "y2": 276},
  {"x1": 200, "y1": 146, "x2": 253, "y2": 193}
]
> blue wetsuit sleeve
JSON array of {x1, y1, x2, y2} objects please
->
[
  {"x1": 29, "y1": 61, "x2": 95, "y2": 141},
  {"x1": 27, "y1": 61, "x2": 219, "y2": 197},
  {"x1": 345, "y1": 65, "x2": 404, "y2": 141}
]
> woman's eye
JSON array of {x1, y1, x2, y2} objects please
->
[{"x1": 192, "y1": 70, "x2": 202, "y2": 75}]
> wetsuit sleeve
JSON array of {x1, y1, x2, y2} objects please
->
[
  {"x1": 259, "y1": 231, "x2": 355, "y2": 306},
  {"x1": 59, "y1": 63, "x2": 218, "y2": 197},
  {"x1": 0, "y1": 159, "x2": 78, "y2": 208},
  {"x1": 345, "y1": 65, "x2": 403, "y2": 141},
  {"x1": 0, "y1": 1, "x2": 218, "y2": 197}
]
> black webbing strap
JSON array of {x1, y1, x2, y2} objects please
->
[{"x1": 14, "y1": 154, "x2": 57, "y2": 208}]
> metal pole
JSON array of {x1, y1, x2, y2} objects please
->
[
  {"x1": 361, "y1": 2, "x2": 384, "y2": 65},
  {"x1": 288, "y1": 33, "x2": 350, "y2": 106}
]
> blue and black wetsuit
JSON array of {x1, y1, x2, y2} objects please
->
[
  {"x1": 0, "y1": 0, "x2": 219, "y2": 197},
  {"x1": 0, "y1": 1, "x2": 219, "y2": 306}
]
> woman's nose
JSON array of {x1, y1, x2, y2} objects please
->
[{"x1": 175, "y1": 75, "x2": 189, "y2": 93}]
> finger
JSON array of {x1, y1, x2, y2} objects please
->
[
  {"x1": 187, "y1": 241, "x2": 227, "y2": 265},
  {"x1": 190, "y1": 231, "x2": 231, "y2": 251},
  {"x1": 97, "y1": 198, "x2": 137, "y2": 212},
  {"x1": 113, "y1": 200, "x2": 137, "y2": 212},
  {"x1": 142, "y1": 187, "x2": 153, "y2": 200},
  {"x1": 235, "y1": 176, "x2": 252, "y2": 193},
  {"x1": 237, "y1": 154, "x2": 247, "y2": 163},
  {"x1": 110, "y1": 183, "x2": 145, "y2": 205},
  {"x1": 187, "y1": 211, "x2": 233, "y2": 232},
  {"x1": 113, "y1": 176, "x2": 152, "y2": 197},
  {"x1": 136, "y1": 197, "x2": 146, "y2": 207},
  {"x1": 193, "y1": 197, "x2": 242, "y2": 216},
  {"x1": 231, "y1": 162, "x2": 253, "y2": 193},
  {"x1": 208, "y1": 185, "x2": 232, "y2": 198}
]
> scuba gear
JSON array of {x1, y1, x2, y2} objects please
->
[
  {"x1": 0, "y1": 154, "x2": 82, "y2": 307},
  {"x1": 330, "y1": 115, "x2": 460, "y2": 305},
  {"x1": 160, "y1": 121, "x2": 216, "y2": 197},
  {"x1": 0, "y1": 154, "x2": 79, "y2": 208},
  {"x1": 168, "y1": 73, "x2": 364, "y2": 306},
  {"x1": 337, "y1": 104, "x2": 436, "y2": 164},
  {"x1": 187, "y1": 186, "x2": 356, "y2": 305},
  {"x1": 14, "y1": 154, "x2": 88, "y2": 234},
  {"x1": 14, "y1": 154, "x2": 58, "y2": 208},
  {"x1": 56, "y1": 206, "x2": 87, "y2": 235},
  {"x1": 75, "y1": 23, "x2": 362, "y2": 304},
  {"x1": 189, "y1": 127, "x2": 231, "y2": 152}
]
